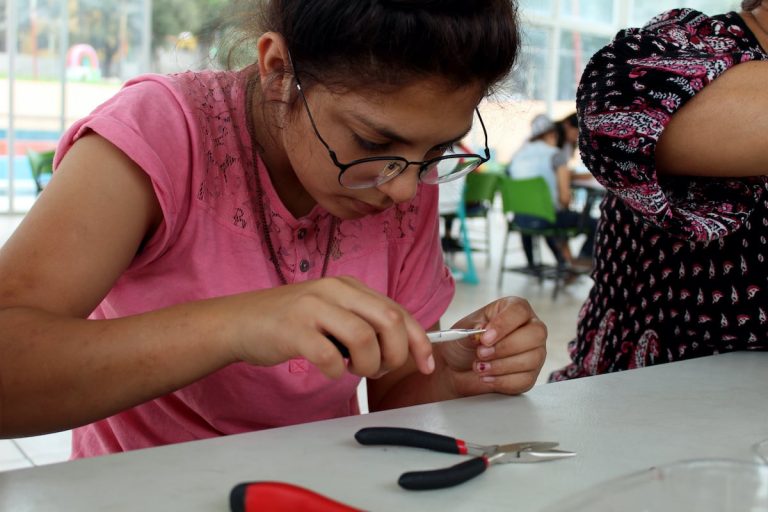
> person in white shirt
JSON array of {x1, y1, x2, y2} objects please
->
[{"x1": 507, "y1": 114, "x2": 596, "y2": 269}]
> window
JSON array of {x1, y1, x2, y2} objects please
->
[
  {"x1": 560, "y1": 0, "x2": 616, "y2": 25},
  {"x1": 518, "y1": 0, "x2": 555, "y2": 17},
  {"x1": 512, "y1": 27, "x2": 551, "y2": 101},
  {"x1": 558, "y1": 31, "x2": 611, "y2": 101}
]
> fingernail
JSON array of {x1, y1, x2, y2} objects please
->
[
  {"x1": 477, "y1": 346, "x2": 495, "y2": 358},
  {"x1": 481, "y1": 329, "x2": 497, "y2": 345},
  {"x1": 481, "y1": 375, "x2": 496, "y2": 383},
  {"x1": 426, "y1": 354, "x2": 435, "y2": 373},
  {"x1": 476, "y1": 361, "x2": 491, "y2": 373}
]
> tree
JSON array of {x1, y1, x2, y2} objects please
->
[{"x1": 68, "y1": 0, "x2": 230, "y2": 77}]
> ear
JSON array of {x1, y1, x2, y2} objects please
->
[{"x1": 256, "y1": 32, "x2": 295, "y2": 103}]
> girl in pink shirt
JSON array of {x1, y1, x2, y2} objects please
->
[{"x1": 0, "y1": 0, "x2": 547, "y2": 457}]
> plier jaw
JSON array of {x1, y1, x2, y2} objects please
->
[{"x1": 355, "y1": 427, "x2": 576, "y2": 490}]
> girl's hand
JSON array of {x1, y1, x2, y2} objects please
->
[
  {"x1": 435, "y1": 297, "x2": 546, "y2": 396},
  {"x1": 221, "y1": 276, "x2": 434, "y2": 380}
]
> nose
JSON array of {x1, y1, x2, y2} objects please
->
[{"x1": 376, "y1": 164, "x2": 421, "y2": 204}]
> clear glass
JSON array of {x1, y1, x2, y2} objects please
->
[
  {"x1": 630, "y1": 0, "x2": 738, "y2": 26},
  {"x1": 542, "y1": 459, "x2": 768, "y2": 512},
  {"x1": 68, "y1": 0, "x2": 147, "y2": 82},
  {"x1": 754, "y1": 439, "x2": 768, "y2": 465},
  {"x1": 1, "y1": 0, "x2": 59, "y2": 212},
  {"x1": 339, "y1": 156, "x2": 482, "y2": 189},
  {"x1": 558, "y1": 30, "x2": 612, "y2": 101},
  {"x1": 0, "y1": 0, "x2": 8, "y2": 212},
  {"x1": 422, "y1": 157, "x2": 483, "y2": 184},
  {"x1": 0, "y1": 0, "x2": 231, "y2": 214},
  {"x1": 560, "y1": 0, "x2": 615, "y2": 25},
  {"x1": 518, "y1": 0, "x2": 555, "y2": 16},
  {"x1": 511, "y1": 27, "x2": 551, "y2": 101},
  {"x1": 1, "y1": 0, "x2": 152, "y2": 213}
]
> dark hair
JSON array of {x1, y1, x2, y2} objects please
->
[
  {"x1": 555, "y1": 112, "x2": 577, "y2": 148},
  {"x1": 226, "y1": 0, "x2": 520, "y2": 95},
  {"x1": 560, "y1": 112, "x2": 578, "y2": 128},
  {"x1": 742, "y1": 0, "x2": 762, "y2": 10}
]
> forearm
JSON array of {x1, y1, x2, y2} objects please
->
[
  {"x1": 0, "y1": 299, "x2": 235, "y2": 437},
  {"x1": 656, "y1": 61, "x2": 768, "y2": 177},
  {"x1": 369, "y1": 371, "x2": 451, "y2": 412},
  {"x1": 556, "y1": 165, "x2": 572, "y2": 207},
  {"x1": 368, "y1": 353, "x2": 458, "y2": 412}
]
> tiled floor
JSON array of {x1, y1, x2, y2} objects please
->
[{"x1": 0, "y1": 208, "x2": 592, "y2": 472}]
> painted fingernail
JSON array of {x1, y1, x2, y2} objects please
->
[
  {"x1": 477, "y1": 346, "x2": 495, "y2": 358},
  {"x1": 426, "y1": 354, "x2": 435, "y2": 373},
  {"x1": 481, "y1": 375, "x2": 496, "y2": 383},
  {"x1": 476, "y1": 361, "x2": 491, "y2": 373},
  {"x1": 481, "y1": 329, "x2": 497, "y2": 345}
]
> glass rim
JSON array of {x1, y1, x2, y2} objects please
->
[{"x1": 339, "y1": 156, "x2": 483, "y2": 188}]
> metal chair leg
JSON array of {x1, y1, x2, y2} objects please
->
[{"x1": 497, "y1": 228, "x2": 511, "y2": 290}]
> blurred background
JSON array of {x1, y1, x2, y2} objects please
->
[
  {"x1": 0, "y1": 0, "x2": 742, "y2": 213},
  {"x1": 0, "y1": 0, "x2": 748, "y2": 471}
]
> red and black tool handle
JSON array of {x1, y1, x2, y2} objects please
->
[
  {"x1": 230, "y1": 481, "x2": 362, "y2": 512},
  {"x1": 355, "y1": 427, "x2": 469, "y2": 455},
  {"x1": 398, "y1": 457, "x2": 489, "y2": 490}
]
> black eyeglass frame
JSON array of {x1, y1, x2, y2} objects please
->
[{"x1": 292, "y1": 71, "x2": 491, "y2": 189}]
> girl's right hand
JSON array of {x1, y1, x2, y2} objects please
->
[{"x1": 220, "y1": 276, "x2": 434, "y2": 379}]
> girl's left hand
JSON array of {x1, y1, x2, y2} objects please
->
[{"x1": 435, "y1": 297, "x2": 547, "y2": 396}]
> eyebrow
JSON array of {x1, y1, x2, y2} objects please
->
[{"x1": 348, "y1": 112, "x2": 474, "y2": 148}]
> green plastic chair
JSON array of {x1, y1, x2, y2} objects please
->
[
  {"x1": 26, "y1": 149, "x2": 55, "y2": 195},
  {"x1": 458, "y1": 170, "x2": 502, "y2": 264},
  {"x1": 497, "y1": 176, "x2": 585, "y2": 298}
]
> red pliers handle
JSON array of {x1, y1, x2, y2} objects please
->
[{"x1": 230, "y1": 481, "x2": 362, "y2": 512}]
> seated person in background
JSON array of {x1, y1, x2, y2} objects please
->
[
  {"x1": 555, "y1": 112, "x2": 579, "y2": 166},
  {"x1": 556, "y1": 111, "x2": 604, "y2": 227},
  {"x1": 551, "y1": 4, "x2": 768, "y2": 381},
  {"x1": 555, "y1": 112, "x2": 594, "y2": 182},
  {"x1": 438, "y1": 174, "x2": 466, "y2": 252},
  {"x1": 507, "y1": 114, "x2": 596, "y2": 270}
]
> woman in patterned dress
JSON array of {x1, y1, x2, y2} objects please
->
[{"x1": 551, "y1": 1, "x2": 768, "y2": 380}]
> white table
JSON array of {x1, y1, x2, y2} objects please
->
[{"x1": 2, "y1": 352, "x2": 766, "y2": 511}]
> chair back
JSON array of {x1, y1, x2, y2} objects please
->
[
  {"x1": 463, "y1": 171, "x2": 501, "y2": 204},
  {"x1": 26, "y1": 149, "x2": 55, "y2": 194},
  {"x1": 498, "y1": 176, "x2": 557, "y2": 224}
]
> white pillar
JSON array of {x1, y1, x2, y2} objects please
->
[{"x1": 6, "y1": 0, "x2": 17, "y2": 213}]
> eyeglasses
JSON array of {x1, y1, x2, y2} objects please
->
[{"x1": 293, "y1": 73, "x2": 491, "y2": 190}]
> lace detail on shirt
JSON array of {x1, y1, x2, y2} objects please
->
[{"x1": 166, "y1": 70, "x2": 425, "y2": 279}]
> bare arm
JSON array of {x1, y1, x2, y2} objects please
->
[
  {"x1": 0, "y1": 134, "x2": 436, "y2": 436},
  {"x1": 0, "y1": 135, "x2": 237, "y2": 436},
  {"x1": 656, "y1": 61, "x2": 768, "y2": 177},
  {"x1": 556, "y1": 164, "x2": 572, "y2": 208},
  {"x1": 367, "y1": 322, "x2": 444, "y2": 410}
]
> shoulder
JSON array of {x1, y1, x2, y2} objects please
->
[
  {"x1": 119, "y1": 69, "x2": 247, "y2": 117},
  {"x1": 578, "y1": 9, "x2": 763, "y2": 157},
  {"x1": 602, "y1": 9, "x2": 760, "y2": 60},
  {"x1": 641, "y1": 9, "x2": 749, "y2": 43}
]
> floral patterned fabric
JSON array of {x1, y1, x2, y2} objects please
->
[{"x1": 551, "y1": 9, "x2": 768, "y2": 381}]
